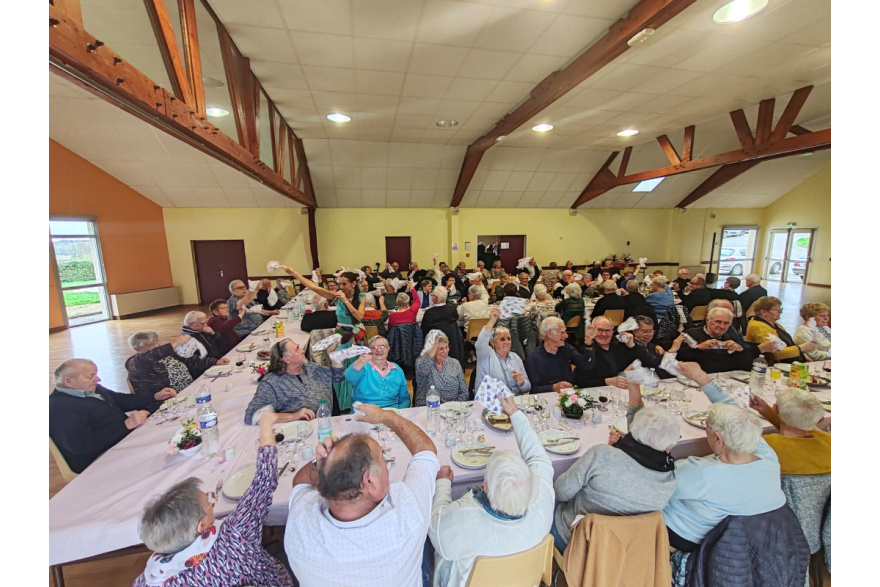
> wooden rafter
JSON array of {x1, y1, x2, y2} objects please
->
[
  {"x1": 49, "y1": 3, "x2": 314, "y2": 207},
  {"x1": 770, "y1": 86, "x2": 813, "y2": 142},
  {"x1": 449, "y1": 0, "x2": 699, "y2": 207},
  {"x1": 681, "y1": 125, "x2": 695, "y2": 162},
  {"x1": 217, "y1": 26, "x2": 258, "y2": 156},
  {"x1": 675, "y1": 161, "x2": 760, "y2": 208},
  {"x1": 788, "y1": 125, "x2": 811, "y2": 136},
  {"x1": 572, "y1": 151, "x2": 619, "y2": 208},
  {"x1": 143, "y1": 0, "x2": 193, "y2": 106},
  {"x1": 618, "y1": 146, "x2": 633, "y2": 179},
  {"x1": 755, "y1": 98, "x2": 775, "y2": 144},
  {"x1": 292, "y1": 134, "x2": 316, "y2": 205},
  {"x1": 730, "y1": 110, "x2": 754, "y2": 150},
  {"x1": 656, "y1": 135, "x2": 681, "y2": 166},
  {"x1": 178, "y1": 0, "x2": 204, "y2": 114}
]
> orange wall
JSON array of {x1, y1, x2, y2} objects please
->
[{"x1": 49, "y1": 139, "x2": 174, "y2": 327}]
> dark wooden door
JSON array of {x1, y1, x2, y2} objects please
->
[
  {"x1": 385, "y1": 237, "x2": 411, "y2": 272},
  {"x1": 498, "y1": 235, "x2": 526, "y2": 274},
  {"x1": 192, "y1": 240, "x2": 248, "y2": 306}
]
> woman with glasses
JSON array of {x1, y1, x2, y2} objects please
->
[
  {"x1": 134, "y1": 410, "x2": 294, "y2": 587},
  {"x1": 475, "y1": 306, "x2": 531, "y2": 395},
  {"x1": 793, "y1": 302, "x2": 831, "y2": 361},
  {"x1": 345, "y1": 335, "x2": 410, "y2": 408},
  {"x1": 227, "y1": 279, "x2": 280, "y2": 338},
  {"x1": 745, "y1": 296, "x2": 818, "y2": 364},
  {"x1": 414, "y1": 330, "x2": 469, "y2": 406}
]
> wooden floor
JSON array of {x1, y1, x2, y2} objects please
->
[{"x1": 48, "y1": 281, "x2": 831, "y2": 586}]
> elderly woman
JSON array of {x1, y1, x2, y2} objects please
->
[
  {"x1": 662, "y1": 362, "x2": 786, "y2": 552},
  {"x1": 345, "y1": 335, "x2": 410, "y2": 408},
  {"x1": 555, "y1": 282, "x2": 586, "y2": 342},
  {"x1": 745, "y1": 296, "x2": 818, "y2": 363},
  {"x1": 490, "y1": 259, "x2": 506, "y2": 279},
  {"x1": 388, "y1": 287, "x2": 421, "y2": 331},
  {"x1": 134, "y1": 411, "x2": 294, "y2": 587},
  {"x1": 414, "y1": 331, "x2": 469, "y2": 406},
  {"x1": 125, "y1": 331, "x2": 226, "y2": 398},
  {"x1": 749, "y1": 389, "x2": 829, "y2": 476},
  {"x1": 528, "y1": 284, "x2": 558, "y2": 318},
  {"x1": 227, "y1": 279, "x2": 279, "y2": 337},
  {"x1": 475, "y1": 306, "x2": 531, "y2": 394},
  {"x1": 443, "y1": 274, "x2": 462, "y2": 303},
  {"x1": 476, "y1": 260, "x2": 491, "y2": 281},
  {"x1": 793, "y1": 303, "x2": 831, "y2": 361},
  {"x1": 244, "y1": 338, "x2": 345, "y2": 425},
  {"x1": 551, "y1": 376, "x2": 681, "y2": 551},
  {"x1": 645, "y1": 275, "x2": 675, "y2": 322}
]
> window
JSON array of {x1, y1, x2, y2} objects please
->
[
  {"x1": 50, "y1": 218, "x2": 112, "y2": 326},
  {"x1": 715, "y1": 226, "x2": 759, "y2": 281}
]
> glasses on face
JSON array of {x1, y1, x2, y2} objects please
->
[
  {"x1": 596, "y1": 328, "x2": 613, "y2": 334},
  {"x1": 371, "y1": 345, "x2": 387, "y2": 351}
]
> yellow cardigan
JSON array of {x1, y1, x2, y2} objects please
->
[{"x1": 745, "y1": 318, "x2": 801, "y2": 361}]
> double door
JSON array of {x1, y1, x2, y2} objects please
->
[{"x1": 765, "y1": 228, "x2": 815, "y2": 282}]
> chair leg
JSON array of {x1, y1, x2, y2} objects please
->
[
  {"x1": 809, "y1": 551, "x2": 824, "y2": 587},
  {"x1": 51, "y1": 565, "x2": 65, "y2": 587}
]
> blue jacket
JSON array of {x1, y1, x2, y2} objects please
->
[
  {"x1": 345, "y1": 362, "x2": 410, "y2": 408},
  {"x1": 645, "y1": 287, "x2": 675, "y2": 322}
]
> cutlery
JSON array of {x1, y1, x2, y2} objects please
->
[
  {"x1": 459, "y1": 447, "x2": 494, "y2": 455},
  {"x1": 277, "y1": 461, "x2": 290, "y2": 476},
  {"x1": 543, "y1": 436, "x2": 580, "y2": 445}
]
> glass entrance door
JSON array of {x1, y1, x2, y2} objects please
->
[
  {"x1": 764, "y1": 228, "x2": 815, "y2": 283},
  {"x1": 766, "y1": 230, "x2": 789, "y2": 282},
  {"x1": 50, "y1": 218, "x2": 112, "y2": 327}
]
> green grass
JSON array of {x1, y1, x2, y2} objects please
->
[
  {"x1": 63, "y1": 291, "x2": 100, "y2": 306},
  {"x1": 61, "y1": 280, "x2": 100, "y2": 288}
]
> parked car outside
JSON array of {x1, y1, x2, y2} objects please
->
[{"x1": 718, "y1": 247, "x2": 749, "y2": 276}]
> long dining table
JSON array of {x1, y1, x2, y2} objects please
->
[{"x1": 48, "y1": 312, "x2": 831, "y2": 569}]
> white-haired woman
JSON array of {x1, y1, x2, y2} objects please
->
[
  {"x1": 429, "y1": 394, "x2": 554, "y2": 587},
  {"x1": 551, "y1": 374, "x2": 680, "y2": 551},
  {"x1": 662, "y1": 362, "x2": 786, "y2": 552},
  {"x1": 475, "y1": 306, "x2": 531, "y2": 395},
  {"x1": 527, "y1": 284, "x2": 558, "y2": 318},
  {"x1": 134, "y1": 411, "x2": 294, "y2": 587},
  {"x1": 793, "y1": 302, "x2": 831, "y2": 361},
  {"x1": 414, "y1": 331, "x2": 469, "y2": 406}
]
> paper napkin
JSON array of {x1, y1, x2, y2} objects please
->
[
  {"x1": 474, "y1": 375, "x2": 513, "y2": 415},
  {"x1": 499, "y1": 296, "x2": 528, "y2": 319},
  {"x1": 421, "y1": 329, "x2": 443, "y2": 356},
  {"x1": 266, "y1": 260, "x2": 281, "y2": 272},
  {"x1": 617, "y1": 316, "x2": 639, "y2": 332},
  {"x1": 328, "y1": 345, "x2": 373, "y2": 363},
  {"x1": 312, "y1": 333, "x2": 342, "y2": 351}
]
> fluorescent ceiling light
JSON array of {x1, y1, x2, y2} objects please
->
[
  {"x1": 205, "y1": 106, "x2": 229, "y2": 117},
  {"x1": 326, "y1": 113, "x2": 351, "y2": 123},
  {"x1": 713, "y1": 0, "x2": 769, "y2": 24},
  {"x1": 617, "y1": 128, "x2": 639, "y2": 137},
  {"x1": 532, "y1": 123, "x2": 554, "y2": 132},
  {"x1": 633, "y1": 178, "x2": 664, "y2": 192},
  {"x1": 435, "y1": 120, "x2": 458, "y2": 127}
]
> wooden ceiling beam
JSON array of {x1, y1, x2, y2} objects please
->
[
  {"x1": 656, "y1": 135, "x2": 681, "y2": 166},
  {"x1": 449, "y1": 0, "x2": 699, "y2": 207},
  {"x1": 730, "y1": 109, "x2": 754, "y2": 150},
  {"x1": 675, "y1": 160, "x2": 760, "y2": 208},
  {"x1": 618, "y1": 146, "x2": 633, "y2": 179},
  {"x1": 572, "y1": 151, "x2": 619, "y2": 208},
  {"x1": 770, "y1": 86, "x2": 813, "y2": 142},
  {"x1": 218, "y1": 26, "x2": 258, "y2": 157},
  {"x1": 143, "y1": 0, "x2": 193, "y2": 107},
  {"x1": 681, "y1": 125, "x2": 695, "y2": 162},
  {"x1": 755, "y1": 98, "x2": 775, "y2": 144},
  {"x1": 788, "y1": 124, "x2": 811, "y2": 136},
  {"x1": 178, "y1": 0, "x2": 205, "y2": 115},
  {"x1": 292, "y1": 134, "x2": 316, "y2": 206},
  {"x1": 49, "y1": 3, "x2": 314, "y2": 207}
]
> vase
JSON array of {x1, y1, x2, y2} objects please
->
[{"x1": 179, "y1": 444, "x2": 201, "y2": 456}]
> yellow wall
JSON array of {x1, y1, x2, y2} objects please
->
[{"x1": 163, "y1": 208, "x2": 313, "y2": 305}]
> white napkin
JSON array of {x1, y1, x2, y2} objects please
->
[
  {"x1": 806, "y1": 317, "x2": 826, "y2": 341},
  {"x1": 659, "y1": 352, "x2": 681, "y2": 376},
  {"x1": 625, "y1": 360, "x2": 652, "y2": 384},
  {"x1": 421, "y1": 329, "x2": 443, "y2": 356},
  {"x1": 616, "y1": 333, "x2": 631, "y2": 343},
  {"x1": 499, "y1": 296, "x2": 527, "y2": 319},
  {"x1": 433, "y1": 253, "x2": 439, "y2": 259},
  {"x1": 639, "y1": 257, "x2": 648, "y2": 268},
  {"x1": 617, "y1": 316, "x2": 639, "y2": 333},
  {"x1": 245, "y1": 303, "x2": 264, "y2": 314},
  {"x1": 465, "y1": 272, "x2": 482, "y2": 282},
  {"x1": 278, "y1": 280, "x2": 291, "y2": 288},
  {"x1": 765, "y1": 333, "x2": 787, "y2": 351},
  {"x1": 612, "y1": 274, "x2": 621, "y2": 280},
  {"x1": 328, "y1": 345, "x2": 373, "y2": 362},
  {"x1": 311, "y1": 270, "x2": 321, "y2": 283},
  {"x1": 388, "y1": 277, "x2": 405, "y2": 291},
  {"x1": 312, "y1": 333, "x2": 342, "y2": 351},
  {"x1": 573, "y1": 274, "x2": 583, "y2": 281},
  {"x1": 516, "y1": 256, "x2": 532, "y2": 269},
  {"x1": 266, "y1": 260, "x2": 281, "y2": 272},
  {"x1": 356, "y1": 269, "x2": 366, "y2": 281},
  {"x1": 267, "y1": 288, "x2": 278, "y2": 307},
  {"x1": 247, "y1": 280, "x2": 260, "y2": 291},
  {"x1": 683, "y1": 333, "x2": 699, "y2": 348},
  {"x1": 174, "y1": 337, "x2": 207, "y2": 359},
  {"x1": 474, "y1": 375, "x2": 513, "y2": 415}
]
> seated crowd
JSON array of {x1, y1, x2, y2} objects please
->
[{"x1": 49, "y1": 257, "x2": 830, "y2": 587}]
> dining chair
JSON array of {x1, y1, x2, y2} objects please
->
[
  {"x1": 688, "y1": 305, "x2": 708, "y2": 322},
  {"x1": 781, "y1": 473, "x2": 831, "y2": 587},
  {"x1": 466, "y1": 317, "x2": 490, "y2": 343},
  {"x1": 363, "y1": 325, "x2": 380, "y2": 341},
  {"x1": 603, "y1": 309, "x2": 625, "y2": 327},
  {"x1": 465, "y1": 534, "x2": 553, "y2": 587},
  {"x1": 49, "y1": 437, "x2": 78, "y2": 482}
]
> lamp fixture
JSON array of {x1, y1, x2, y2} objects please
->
[
  {"x1": 532, "y1": 123, "x2": 554, "y2": 133},
  {"x1": 617, "y1": 128, "x2": 639, "y2": 137},
  {"x1": 713, "y1": 0, "x2": 769, "y2": 24},
  {"x1": 435, "y1": 120, "x2": 458, "y2": 127},
  {"x1": 326, "y1": 113, "x2": 351, "y2": 123},
  {"x1": 205, "y1": 106, "x2": 229, "y2": 117},
  {"x1": 627, "y1": 28, "x2": 655, "y2": 47}
]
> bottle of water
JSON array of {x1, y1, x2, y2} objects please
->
[
  {"x1": 750, "y1": 355, "x2": 768, "y2": 394},
  {"x1": 196, "y1": 385, "x2": 220, "y2": 457},
  {"x1": 426, "y1": 386, "x2": 441, "y2": 435},
  {"x1": 645, "y1": 368, "x2": 659, "y2": 395},
  {"x1": 316, "y1": 399, "x2": 332, "y2": 442}
]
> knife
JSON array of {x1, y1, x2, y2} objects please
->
[
  {"x1": 543, "y1": 437, "x2": 580, "y2": 445},
  {"x1": 277, "y1": 461, "x2": 290, "y2": 476}
]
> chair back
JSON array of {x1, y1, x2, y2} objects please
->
[
  {"x1": 387, "y1": 322, "x2": 424, "y2": 369},
  {"x1": 363, "y1": 325, "x2": 380, "y2": 342},
  {"x1": 383, "y1": 293, "x2": 398, "y2": 310},
  {"x1": 688, "y1": 305, "x2": 708, "y2": 322},
  {"x1": 466, "y1": 317, "x2": 490, "y2": 342},
  {"x1": 603, "y1": 309, "x2": 625, "y2": 327},
  {"x1": 49, "y1": 437, "x2": 78, "y2": 482},
  {"x1": 465, "y1": 534, "x2": 553, "y2": 587},
  {"x1": 565, "y1": 315, "x2": 582, "y2": 328},
  {"x1": 781, "y1": 473, "x2": 831, "y2": 554}
]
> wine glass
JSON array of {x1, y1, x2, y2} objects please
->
[{"x1": 540, "y1": 398, "x2": 552, "y2": 430}]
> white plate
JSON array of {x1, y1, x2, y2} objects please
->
[
  {"x1": 451, "y1": 442, "x2": 492, "y2": 469},
  {"x1": 280, "y1": 421, "x2": 314, "y2": 440},
  {"x1": 682, "y1": 410, "x2": 708, "y2": 429},
  {"x1": 160, "y1": 395, "x2": 196, "y2": 411},
  {"x1": 237, "y1": 343, "x2": 258, "y2": 352},
  {"x1": 818, "y1": 398, "x2": 831, "y2": 412},
  {"x1": 729, "y1": 370, "x2": 751, "y2": 383},
  {"x1": 223, "y1": 465, "x2": 256, "y2": 500},
  {"x1": 539, "y1": 430, "x2": 581, "y2": 455},
  {"x1": 439, "y1": 402, "x2": 468, "y2": 419},
  {"x1": 205, "y1": 365, "x2": 234, "y2": 377},
  {"x1": 677, "y1": 376, "x2": 701, "y2": 388},
  {"x1": 613, "y1": 417, "x2": 628, "y2": 435}
]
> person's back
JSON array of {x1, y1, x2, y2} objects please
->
[{"x1": 646, "y1": 287, "x2": 675, "y2": 321}]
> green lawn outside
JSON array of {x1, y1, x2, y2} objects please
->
[{"x1": 64, "y1": 291, "x2": 100, "y2": 306}]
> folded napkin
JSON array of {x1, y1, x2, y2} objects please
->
[
  {"x1": 516, "y1": 256, "x2": 532, "y2": 269},
  {"x1": 475, "y1": 375, "x2": 512, "y2": 415},
  {"x1": 266, "y1": 260, "x2": 281, "y2": 272},
  {"x1": 174, "y1": 337, "x2": 208, "y2": 359},
  {"x1": 499, "y1": 296, "x2": 527, "y2": 319},
  {"x1": 312, "y1": 333, "x2": 342, "y2": 351},
  {"x1": 328, "y1": 345, "x2": 373, "y2": 362},
  {"x1": 617, "y1": 316, "x2": 639, "y2": 333}
]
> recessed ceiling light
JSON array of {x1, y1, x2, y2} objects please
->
[
  {"x1": 532, "y1": 123, "x2": 554, "y2": 133},
  {"x1": 713, "y1": 0, "x2": 769, "y2": 24},
  {"x1": 633, "y1": 178, "x2": 664, "y2": 192},
  {"x1": 617, "y1": 128, "x2": 639, "y2": 137},
  {"x1": 202, "y1": 77, "x2": 225, "y2": 88},
  {"x1": 496, "y1": 136, "x2": 506, "y2": 141},
  {"x1": 627, "y1": 28, "x2": 655, "y2": 47},
  {"x1": 326, "y1": 113, "x2": 351, "y2": 123},
  {"x1": 205, "y1": 106, "x2": 229, "y2": 117},
  {"x1": 435, "y1": 120, "x2": 458, "y2": 128}
]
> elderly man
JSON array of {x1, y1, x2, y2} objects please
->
[
  {"x1": 524, "y1": 317, "x2": 594, "y2": 394},
  {"x1": 421, "y1": 286, "x2": 459, "y2": 336},
  {"x1": 256, "y1": 278, "x2": 286, "y2": 312},
  {"x1": 125, "y1": 331, "x2": 227, "y2": 397},
  {"x1": 454, "y1": 261, "x2": 469, "y2": 281},
  {"x1": 49, "y1": 359, "x2": 167, "y2": 473},
  {"x1": 244, "y1": 338, "x2": 345, "y2": 424},
  {"x1": 181, "y1": 310, "x2": 228, "y2": 358},
  {"x1": 711, "y1": 276, "x2": 741, "y2": 304},
  {"x1": 591, "y1": 280, "x2": 627, "y2": 321},
  {"x1": 380, "y1": 261, "x2": 404, "y2": 280},
  {"x1": 492, "y1": 273, "x2": 509, "y2": 301},
  {"x1": 516, "y1": 270, "x2": 539, "y2": 299},
  {"x1": 430, "y1": 394, "x2": 554, "y2": 586},
  {"x1": 206, "y1": 299, "x2": 245, "y2": 350},
  {"x1": 587, "y1": 261, "x2": 602, "y2": 280},
  {"x1": 457, "y1": 284, "x2": 490, "y2": 332},
  {"x1": 228, "y1": 279, "x2": 279, "y2": 337},
  {"x1": 409, "y1": 262, "x2": 429, "y2": 285},
  {"x1": 680, "y1": 275, "x2": 713, "y2": 312},
  {"x1": 671, "y1": 268, "x2": 690, "y2": 293},
  {"x1": 676, "y1": 307, "x2": 759, "y2": 373},
  {"x1": 552, "y1": 270, "x2": 575, "y2": 299},
  {"x1": 284, "y1": 404, "x2": 439, "y2": 587},
  {"x1": 575, "y1": 316, "x2": 651, "y2": 389},
  {"x1": 739, "y1": 273, "x2": 768, "y2": 315}
]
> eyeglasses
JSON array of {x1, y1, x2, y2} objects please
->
[
  {"x1": 370, "y1": 345, "x2": 387, "y2": 351},
  {"x1": 596, "y1": 328, "x2": 613, "y2": 333}
]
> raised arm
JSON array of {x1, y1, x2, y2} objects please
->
[
  {"x1": 356, "y1": 403, "x2": 436, "y2": 455},
  {"x1": 282, "y1": 266, "x2": 335, "y2": 300}
]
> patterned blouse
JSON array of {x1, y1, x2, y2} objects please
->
[
  {"x1": 132, "y1": 445, "x2": 294, "y2": 587},
  {"x1": 125, "y1": 344, "x2": 216, "y2": 398},
  {"x1": 244, "y1": 363, "x2": 345, "y2": 425},
  {"x1": 228, "y1": 294, "x2": 268, "y2": 338},
  {"x1": 414, "y1": 355, "x2": 469, "y2": 406}
]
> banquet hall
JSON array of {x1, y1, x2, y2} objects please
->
[{"x1": 48, "y1": 0, "x2": 834, "y2": 585}]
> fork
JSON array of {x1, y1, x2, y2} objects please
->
[{"x1": 209, "y1": 478, "x2": 223, "y2": 505}]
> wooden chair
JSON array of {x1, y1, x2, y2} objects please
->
[
  {"x1": 465, "y1": 534, "x2": 553, "y2": 587},
  {"x1": 363, "y1": 325, "x2": 380, "y2": 341},
  {"x1": 565, "y1": 315, "x2": 582, "y2": 338},
  {"x1": 689, "y1": 305, "x2": 708, "y2": 322},
  {"x1": 50, "y1": 437, "x2": 78, "y2": 482},
  {"x1": 466, "y1": 317, "x2": 490, "y2": 343},
  {"x1": 603, "y1": 309, "x2": 624, "y2": 327}
]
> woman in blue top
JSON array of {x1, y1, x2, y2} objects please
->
[
  {"x1": 282, "y1": 267, "x2": 366, "y2": 412},
  {"x1": 474, "y1": 306, "x2": 531, "y2": 394},
  {"x1": 345, "y1": 335, "x2": 410, "y2": 408}
]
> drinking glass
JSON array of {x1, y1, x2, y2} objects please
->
[{"x1": 769, "y1": 368, "x2": 782, "y2": 394}]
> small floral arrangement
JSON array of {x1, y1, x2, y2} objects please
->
[
  {"x1": 558, "y1": 387, "x2": 595, "y2": 418},
  {"x1": 167, "y1": 418, "x2": 201, "y2": 455},
  {"x1": 250, "y1": 361, "x2": 269, "y2": 375}
]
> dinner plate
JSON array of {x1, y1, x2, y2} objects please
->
[
  {"x1": 205, "y1": 365, "x2": 234, "y2": 377},
  {"x1": 223, "y1": 465, "x2": 256, "y2": 500},
  {"x1": 677, "y1": 376, "x2": 701, "y2": 388},
  {"x1": 729, "y1": 371, "x2": 752, "y2": 383},
  {"x1": 613, "y1": 417, "x2": 628, "y2": 435},
  {"x1": 279, "y1": 421, "x2": 314, "y2": 440},
  {"x1": 451, "y1": 442, "x2": 492, "y2": 469},
  {"x1": 481, "y1": 408, "x2": 513, "y2": 433},
  {"x1": 439, "y1": 402, "x2": 468, "y2": 419},
  {"x1": 237, "y1": 343, "x2": 258, "y2": 352},
  {"x1": 817, "y1": 398, "x2": 831, "y2": 412},
  {"x1": 682, "y1": 410, "x2": 708, "y2": 429},
  {"x1": 539, "y1": 430, "x2": 581, "y2": 455}
]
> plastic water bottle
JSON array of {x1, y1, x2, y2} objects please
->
[
  {"x1": 196, "y1": 385, "x2": 220, "y2": 457},
  {"x1": 426, "y1": 386, "x2": 441, "y2": 435},
  {"x1": 645, "y1": 368, "x2": 659, "y2": 395},
  {"x1": 317, "y1": 399, "x2": 332, "y2": 442},
  {"x1": 750, "y1": 355, "x2": 768, "y2": 394}
]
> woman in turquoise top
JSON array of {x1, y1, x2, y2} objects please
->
[
  {"x1": 282, "y1": 267, "x2": 366, "y2": 411},
  {"x1": 345, "y1": 335, "x2": 410, "y2": 408}
]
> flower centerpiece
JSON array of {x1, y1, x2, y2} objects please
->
[
  {"x1": 167, "y1": 418, "x2": 201, "y2": 455},
  {"x1": 250, "y1": 361, "x2": 269, "y2": 382},
  {"x1": 558, "y1": 387, "x2": 595, "y2": 419}
]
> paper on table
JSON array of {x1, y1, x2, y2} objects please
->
[
  {"x1": 617, "y1": 316, "x2": 639, "y2": 332},
  {"x1": 499, "y1": 296, "x2": 527, "y2": 319},
  {"x1": 328, "y1": 345, "x2": 373, "y2": 362},
  {"x1": 266, "y1": 260, "x2": 281, "y2": 272},
  {"x1": 312, "y1": 333, "x2": 342, "y2": 351},
  {"x1": 474, "y1": 375, "x2": 513, "y2": 415},
  {"x1": 421, "y1": 329, "x2": 443, "y2": 356}
]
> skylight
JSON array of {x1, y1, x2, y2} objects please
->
[{"x1": 633, "y1": 178, "x2": 664, "y2": 192}]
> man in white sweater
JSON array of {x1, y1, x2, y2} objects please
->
[{"x1": 428, "y1": 394, "x2": 554, "y2": 587}]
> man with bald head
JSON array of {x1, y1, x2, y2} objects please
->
[
  {"x1": 552, "y1": 270, "x2": 575, "y2": 299},
  {"x1": 49, "y1": 359, "x2": 167, "y2": 473},
  {"x1": 284, "y1": 403, "x2": 439, "y2": 587},
  {"x1": 591, "y1": 280, "x2": 627, "y2": 321},
  {"x1": 672, "y1": 268, "x2": 690, "y2": 293}
]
